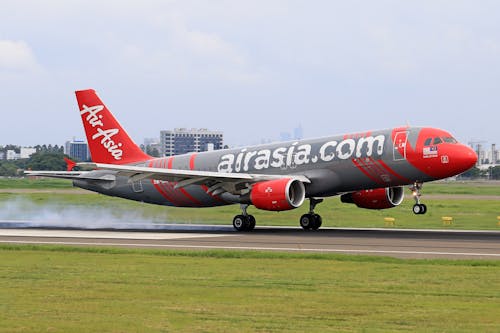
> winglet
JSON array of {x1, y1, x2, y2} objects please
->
[
  {"x1": 75, "y1": 89, "x2": 151, "y2": 165},
  {"x1": 64, "y1": 157, "x2": 77, "y2": 171}
]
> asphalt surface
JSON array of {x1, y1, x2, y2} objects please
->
[{"x1": 0, "y1": 221, "x2": 499, "y2": 259}]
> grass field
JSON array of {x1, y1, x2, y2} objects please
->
[
  {"x1": 1, "y1": 179, "x2": 500, "y2": 230},
  {"x1": 0, "y1": 178, "x2": 73, "y2": 189},
  {"x1": 1, "y1": 245, "x2": 499, "y2": 333},
  {"x1": 1, "y1": 179, "x2": 500, "y2": 332}
]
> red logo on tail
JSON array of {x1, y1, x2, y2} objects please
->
[{"x1": 75, "y1": 89, "x2": 150, "y2": 165}]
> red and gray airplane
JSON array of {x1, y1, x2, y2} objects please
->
[{"x1": 26, "y1": 89, "x2": 478, "y2": 231}]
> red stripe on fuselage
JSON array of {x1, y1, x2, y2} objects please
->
[
  {"x1": 356, "y1": 158, "x2": 386, "y2": 184},
  {"x1": 377, "y1": 159, "x2": 410, "y2": 183},
  {"x1": 148, "y1": 160, "x2": 179, "y2": 205},
  {"x1": 189, "y1": 153, "x2": 197, "y2": 170},
  {"x1": 351, "y1": 159, "x2": 385, "y2": 185}
]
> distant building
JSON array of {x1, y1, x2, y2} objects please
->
[
  {"x1": 20, "y1": 147, "x2": 36, "y2": 159},
  {"x1": 293, "y1": 125, "x2": 303, "y2": 140},
  {"x1": 6, "y1": 150, "x2": 17, "y2": 160},
  {"x1": 65, "y1": 140, "x2": 90, "y2": 161},
  {"x1": 142, "y1": 138, "x2": 162, "y2": 157},
  {"x1": 160, "y1": 128, "x2": 224, "y2": 157}
]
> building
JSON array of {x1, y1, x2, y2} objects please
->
[
  {"x1": 20, "y1": 147, "x2": 36, "y2": 159},
  {"x1": 160, "y1": 128, "x2": 223, "y2": 157},
  {"x1": 6, "y1": 150, "x2": 18, "y2": 160},
  {"x1": 142, "y1": 138, "x2": 162, "y2": 157},
  {"x1": 65, "y1": 140, "x2": 90, "y2": 161}
]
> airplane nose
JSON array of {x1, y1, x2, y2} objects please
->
[{"x1": 457, "y1": 145, "x2": 478, "y2": 171}]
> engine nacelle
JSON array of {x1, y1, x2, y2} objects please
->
[
  {"x1": 250, "y1": 178, "x2": 306, "y2": 211},
  {"x1": 340, "y1": 186, "x2": 404, "y2": 209}
]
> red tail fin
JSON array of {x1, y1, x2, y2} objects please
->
[{"x1": 75, "y1": 89, "x2": 151, "y2": 165}]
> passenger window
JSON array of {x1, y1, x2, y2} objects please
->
[
  {"x1": 424, "y1": 138, "x2": 432, "y2": 146},
  {"x1": 433, "y1": 137, "x2": 442, "y2": 145}
]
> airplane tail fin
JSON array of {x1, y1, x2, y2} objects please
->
[{"x1": 75, "y1": 89, "x2": 151, "y2": 165}]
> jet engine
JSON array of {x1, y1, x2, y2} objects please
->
[
  {"x1": 250, "y1": 178, "x2": 306, "y2": 211},
  {"x1": 340, "y1": 186, "x2": 404, "y2": 209}
]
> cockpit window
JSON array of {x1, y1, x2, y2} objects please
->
[
  {"x1": 443, "y1": 137, "x2": 457, "y2": 144},
  {"x1": 433, "y1": 137, "x2": 443, "y2": 145},
  {"x1": 424, "y1": 138, "x2": 432, "y2": 146}
]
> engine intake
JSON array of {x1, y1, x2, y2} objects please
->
[
  {"x1": 340, "y1": 186, "x2": 404, "y2": 209},
  {"x1": 250, "y1": 178, "x2": 306, "y2": 211}
]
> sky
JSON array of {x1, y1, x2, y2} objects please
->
[{"x1": 1, "y1": 0, "x2": 499, "y2": 148}]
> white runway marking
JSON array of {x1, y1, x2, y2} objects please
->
[
  {"x1": 1, "y1": 239, "x2": 500, "y2": 258},
  {"x1": 0, "y1": 229, "x2": 231, "y2": 240}
]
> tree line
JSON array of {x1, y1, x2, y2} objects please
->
[{"x1": 0, "y1": 145, "x2": 67, "y2": 177}]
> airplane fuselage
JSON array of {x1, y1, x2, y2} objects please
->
[{"x1": 74, "y1": 126, "x2": 476, "y2": 208}]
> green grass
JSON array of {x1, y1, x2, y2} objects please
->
[
  {"x1": 0, "y1": 245, "x2": 499, "y2": 332},
  {"x1": 424, "y1": 181, "x2": 500, "y2": 195},
  {"x1": 1, "y1": 179, "x2": 500, "y2": 229},
  {"x1": 1, "y1": 191, "x2": 500, "y2": 230},
  {"x1": 0, "y1": 177, "x2": 73, "y2": 189}
]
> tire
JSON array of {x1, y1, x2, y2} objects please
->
[
  {"x1": 247, "y1": 215, "x2": 256, "y2": 231},
  {"x1": 300, "y1": 214, "x2": 313, "y2": 230},
  {"x1": 311, "y1": 214, "x2": 322, "y2": 230},
  {"x1": 412, "y1": 204, "x2": 422, "y2": 215},
  {"x1": 420, "y1": 204, "x2": 427, "y2": 215},
  {"x1": 233, "y1": 215, "x2": 248, "y2": 231}
]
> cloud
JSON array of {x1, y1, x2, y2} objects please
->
[
  {"x1": 105, "y1": 13, "x2": 263, "y2": 84},
  {"x1": 0, "y1": 39, "x2": 40, "y2": 71}
]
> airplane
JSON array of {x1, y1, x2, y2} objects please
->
[{"x1": 25, "y1": 89, "x2": 478, "y2": 231}]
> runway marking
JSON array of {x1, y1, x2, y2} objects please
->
[
  {"x1": 1, "y1": 240, "x2": 499, "y2": 258},
  {"x1": 0, "y1": 229, "x2": 232, "y2": 240}
]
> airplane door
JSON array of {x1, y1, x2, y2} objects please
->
[{"x1": 393, "y1": 131, "x2": 409, "y2": 161}]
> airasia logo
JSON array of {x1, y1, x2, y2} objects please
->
[
  {"x1": 80, "y1": 104, "x2": 123, "y2": 160},
  {"x1": 217, "y1": 135, "x2": 385, "y2": 173}
]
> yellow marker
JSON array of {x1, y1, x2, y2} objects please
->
[
  {"x1": 384, "y1": 217, "x2": 395, "y2": 227},
  {"x1": 497, "y1": 216, "x2": 500, "y2": 227},
  {"x1": 442, "y1": 216, "x2": 453, "y2": 226}
]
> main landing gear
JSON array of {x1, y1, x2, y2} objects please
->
[
  {"x1": 232, "y1": 199, "x2": 326, "y2": 232},
  {"x1": 299, "y1": 198, "x2": 323, "y2": 230},
  {"x1": 232, "y1": 204, "x2": 256, "y2": 231},
  {"x1": 410, "y1": 182, "x2": 427, "y2": 215}
]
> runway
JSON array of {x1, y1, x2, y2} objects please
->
[{"x1": 1, "y1": 221, "x2": 500, "y2": 259}]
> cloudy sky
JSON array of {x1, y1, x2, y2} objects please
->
[{"x1": 1, "y1": 1, "x2": 499, "y2": 148}]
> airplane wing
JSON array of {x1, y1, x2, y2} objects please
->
[
  {"x1": 24, "y1": 170, "x2": 116, "y2": 181},
  {"x1": 81, "y1": 162, "x2": 310, "y2": 195}
]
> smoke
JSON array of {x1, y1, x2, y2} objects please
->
[{"x1": 0, "y1": 197, "x2": 166, "y2": 229}]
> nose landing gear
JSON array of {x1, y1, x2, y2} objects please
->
[{"x1": 410, "y1": 182, "x2": 427, "y2": 215}]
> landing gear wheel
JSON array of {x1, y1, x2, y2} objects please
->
[
  {"x1": 247, "y1": 215, "x2": 256, "y2": 231},
  {"x1": 300, "y1": 214, "x2": 313, "y2": 230},
  {"x1": 233, "y1": 215, "x2": 249, "y2": 231},
  {"x1": 311, "y1": 214, "x2": 322, "y2": 230},
  {"x1": 300, "y1": 213, "x2": 322, "y2": 230},
  {"x1": 410, "y1": 182, "x2": 428, "y2": 215},
  {"x1": 412, "y1": 204, "x2": 427, "y2": 215}
]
